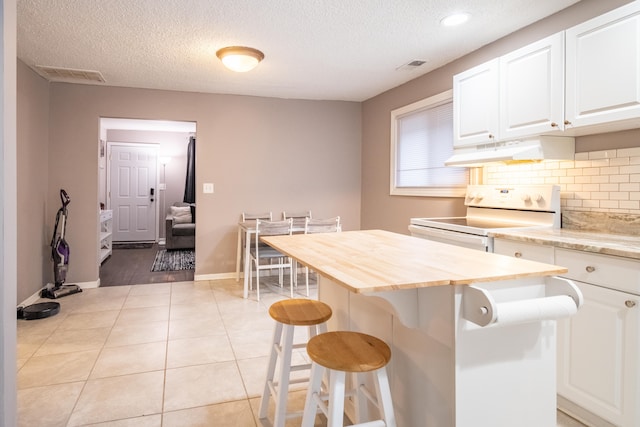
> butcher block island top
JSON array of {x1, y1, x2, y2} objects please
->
[{"x1": 260, "y1": 229, "x2": 567, "y2": 293}]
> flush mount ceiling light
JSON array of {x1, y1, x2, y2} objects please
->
[
  {"x1": 216, "y1": 46, "x2": 264, "y2": 72},
  {"x1": 440, "y1": 12, "x2": 471, "y2": 27}
]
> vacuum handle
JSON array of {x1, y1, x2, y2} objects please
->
[{"x1": 60, "y1": 189, "x2": 70, "y2": 207}]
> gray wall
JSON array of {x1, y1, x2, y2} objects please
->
[
  {"x1": 16, "y1": 74, "x2": 361, "y2": 298},
  {"x1": 360, "y1": 0, "x2": 633, "y2": 233},
  {"x1": 16, "y1": 60, "x2": 49, "y2": 303}
]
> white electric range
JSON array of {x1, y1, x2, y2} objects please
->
[{"x1": 409, "y1": 184, "x2": 561, "y2": 252}]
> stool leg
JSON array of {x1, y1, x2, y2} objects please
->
[
  {"x1": 273, "y1": 324, "x2": 295, "y2": 427},
  {"x1": 258, "y1": 322, "x2": 283, "y2": 419},
  {"x1": 328, "y1": 369, "x2": 346, "y2": 427},
  {"x1": 373, "y1": 367, "x2": 396, "y2": 427},
  {"x1": 302, "y1": 362, "x2": 325, "y2": 427},
  {"x1": 352, "y1": 372, "x2": 369, "y2": 424}
]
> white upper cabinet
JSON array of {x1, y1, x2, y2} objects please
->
[
  {"x1": 566, "y1": 1, "x2": 640, "y2": 129},
  {"x1": 453, "y1": 59, "x2": 499, "y2": 147},
  {"x1": 499, "y1": 32, "x2": 565, "y2": 140},
  {"x1": 454, "y1": 2, "x2": 640, "y2": 147}
]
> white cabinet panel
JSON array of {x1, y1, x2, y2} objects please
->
[
  {"x1": 493, "y1": 238, "x2": 555, "y2": 264},
  {"x1": 566, "y1": 1, "x2": 640, "y2": 128},
  {"x1": 556, "y1": 248, "x2": 640, "y2": 295},
  {"x1": 453, "y1": 59, "x2": 500, "y2": 147},
  {"x1": 499, "y1": 32, "x2": 565, "y2": 140},
  {"x1": 557, "y1": 281, "x2": 639, "y2": 427}
]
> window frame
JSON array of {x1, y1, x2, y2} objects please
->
[{"x1": 389, "y1": 89, "x2": 467, "y2": 197}]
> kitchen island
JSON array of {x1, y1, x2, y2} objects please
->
[{"x1": 261, "y1": 229, "x2": 580, "y2": 427}]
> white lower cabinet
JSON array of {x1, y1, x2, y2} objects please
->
[
  {"x1": 557, "y1": 281, "x2": 639, "y2": 427},
  {"x1": 494, "y1": 239, "x2": 640, "y2": 426}
]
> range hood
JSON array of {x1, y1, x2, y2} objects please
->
[{"x1": 445, "y1": 136, "x2": 575, "y2": 167}]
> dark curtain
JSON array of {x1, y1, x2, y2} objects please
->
[{"x1": 183, "y1": 136, "x2": 196, "y2": 204}]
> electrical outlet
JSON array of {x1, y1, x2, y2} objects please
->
[{"x1": 203, "y1": 183, "x2": 214, "y2": 193}]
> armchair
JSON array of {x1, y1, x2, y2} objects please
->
[{"x1": 165, "y1": 202, "x2": 195, "y2": 250}]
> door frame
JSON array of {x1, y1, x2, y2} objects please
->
[{"x1": 106, "y1": 141, "x2": 160, "y2": 243}]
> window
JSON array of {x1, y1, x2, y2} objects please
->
[{"x1": 390, "y1": 90, "x2": 468, "y2": 197}]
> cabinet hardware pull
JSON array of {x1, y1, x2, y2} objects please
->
[
  {"x1": 585, "y1": 266, "x2": 595, "y2": 273},
  {"x1": 550, "y1": 122, "x2": 558, "y2": 128},
  {"x1": 564, "y1": 120, "x2": 572, "y2": 126},
  {"x1": 488, "y1": 134, "x2": 494, "y2": 139},
  {"x1": 514, "y1": 252, "x2": 522, "y2": 258},
  {"x1": 625, "y1": 300, "x2": 637, "y2": 308}
]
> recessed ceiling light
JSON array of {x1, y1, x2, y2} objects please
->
[{"x1": 440, "y1": 12, "x2": 471, "y2": 27}]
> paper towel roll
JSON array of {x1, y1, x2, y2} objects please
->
[{"x1": 493, "y1": 295, "x2": 578, "y2": 327}]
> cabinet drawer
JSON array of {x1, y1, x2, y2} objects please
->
[
  {"x1": 493, "y1": 239, "x2": 554, "y2": 264},
  {"x1": 555, "y1": 248, "x2": 640, "y2": 295}
]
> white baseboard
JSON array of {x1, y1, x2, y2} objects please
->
[
  {"x1": 18, "y1": 280, "x2": 99, "y2": 307},
  {"x1": 194, "y1": 272, "x2": 237, "y2": 282}
]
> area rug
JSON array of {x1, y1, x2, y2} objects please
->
[{"x1": 151, "y1": 249, "x2": 195, "y2": 272}]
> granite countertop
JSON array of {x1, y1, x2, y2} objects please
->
[{"x1": 490, "y1": 228, "x2": 640, "y2": 260}]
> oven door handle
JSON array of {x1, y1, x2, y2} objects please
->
[{"x1": 408, "y1": 225, "x2": 489, "y2": 249}]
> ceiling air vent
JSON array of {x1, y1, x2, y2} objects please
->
[
  {"x1": 35, "y1": 65, "x2": 106, "y2": 83},
  {"x1": 396, "y1": 60, "x2": 427, "y2": 71}
]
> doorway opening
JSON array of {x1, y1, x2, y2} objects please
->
[{"x1": 98, "y1": 118, "x2": 197, "y2": 286}]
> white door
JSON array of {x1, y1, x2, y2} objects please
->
[{"x1": 109, "y1": 144, "x2": 158, "y2": 242}]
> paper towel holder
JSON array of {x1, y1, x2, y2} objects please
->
[{"x1": 463, "y1": 276, "x2": 583, "y2": 327}]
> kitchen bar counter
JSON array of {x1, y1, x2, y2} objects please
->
[
  {"x1": 261, "y1": 229, "x2": 579, "y2": 427},
  {"x1": 490, "y1": 228, "x2": 640, "y2": 260},
  {"x1": 261, "y1": 229, "x2": 567, "y2": 292}
]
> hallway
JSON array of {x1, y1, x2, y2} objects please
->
[{"x1": 99, "y1": 244, "x2": 194, "y2": 287}]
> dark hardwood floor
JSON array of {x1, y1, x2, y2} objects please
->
[{"x1": 99, "y1": 243, "x2": 194, "y2": 287}]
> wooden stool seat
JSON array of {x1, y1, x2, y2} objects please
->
[
  {"x1": 302, "y1": 331, "x2": 396, "y2": 427},
  {"x1": 307, "y1": 331, "x2": 391, "y2": 373},
  {"x1": 259, "y1": 299, "x2": 332, "y2": 427},
  {"x1": 269, "y1": 298, "x2": 332, "y2": 326}
]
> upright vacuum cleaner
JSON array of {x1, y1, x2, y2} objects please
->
[{"x1": 41, "y1": 189, "x2": 83, "y2": 299}]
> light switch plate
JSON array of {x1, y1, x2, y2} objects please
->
[{"x1": 203, "y1": 183, "x2": 214, "y2": 193}]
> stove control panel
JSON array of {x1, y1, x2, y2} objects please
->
[{"x1": 465, "y1": 185, "x2": 560, "y2": 212}]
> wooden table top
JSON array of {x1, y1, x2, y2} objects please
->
[{"x1": 261, "y1": 229, "x2": 568, "y2": 293}]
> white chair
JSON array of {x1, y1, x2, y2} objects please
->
[
  {"x1": 282, "y1": 210, "x2": 312, "y2": 229},
  {"x1": 242, "y1": 212, "x2": 272, "y2": 222},
  {"x1": 249, "y1": 219, "x2": 294, "y2": 300},
  {"x1": 303, "y1": 216, "x2": 341, "y2": 295}
]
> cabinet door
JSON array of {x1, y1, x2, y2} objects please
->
[
  {"x1": 499, "y1": 32, "x2": 565, "y2": 140},
  {"x1": 453, "y1": 58, "x2": 499, "y2": 147},
  {"x1": 557, "y1": 281, "x2": 639, "y2": 426},
  {"x1": 566, "y1": 1, "x2": 640, "y2": 128}
]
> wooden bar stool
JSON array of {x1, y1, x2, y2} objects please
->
[
  {"x1": 259, "y1": 299, "x2": 333, "y2": 427},
  {"x1": 301, "y1": 331, "x2": 396, "y2": 427}
]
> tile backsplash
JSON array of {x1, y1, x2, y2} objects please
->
[{"x1": 484, "y1": 147, "x2": 640, "y2": 215}]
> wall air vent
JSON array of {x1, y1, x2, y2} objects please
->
[
  {"x1": 396, "y1": 60, "x2": 427, "y2": 71},
  {"x1": 35, "y1": 65, "x2": 106, "y2": 83}
]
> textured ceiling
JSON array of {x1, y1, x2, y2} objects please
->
[{"x1": 17, "y1": 0, "x2": 580, "y2": 102}]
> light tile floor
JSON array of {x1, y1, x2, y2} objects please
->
[{"x1": 17, "y1": 278, "x2": 586, "y2": 426}]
